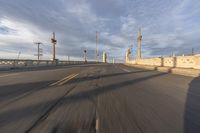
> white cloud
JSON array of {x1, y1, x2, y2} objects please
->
[
  {"x1": 0, "y1": 0, "x2": 200, "y2": 61},
  {"x1": 0, "y1": 17, "x2": 49, "y2": 45},
  {"x1": 120, "y1": 15, "x2": 137, "y2": 36}
]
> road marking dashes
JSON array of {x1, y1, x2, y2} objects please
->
[
  {"x1": 122, "y1": 69, "x2": 131, "y2": 72},
  {"x1": 0, "y1": 73, "x2": 19, "y2": 78},
  {"x1": 96, "y1": 118, "x2": 99, "y2": 132},
  {"x1": 49, "y1": 73, "x2": 79, "y2": 86}
]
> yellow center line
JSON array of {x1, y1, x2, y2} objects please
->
[
  {"x1": 49, "y1": 74, "x2": 77, "y2": 86},
  {"x1": 57, "y1": 73, "x2": 79, "y2": 86},
  {"x1": 0, "y1": 73, "x2": 19, "y2": 78}
]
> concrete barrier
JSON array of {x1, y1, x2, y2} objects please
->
[
  {"x1": 126, "y1": 54, "x2": 200, "y2": 77},
  {"x1": 0, "y1": 59, "x2": 96, "y2": 71},
  {"x1": 126, "y1": 64, "x2": 156, "y2": 70},
  {"x1": 127, "y1": 55, "x2": 200, "y2": 69}
]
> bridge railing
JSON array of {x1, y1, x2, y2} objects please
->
[
  {"x1": 126, "y1": 55, "x2": 200, "y2": 70},
  {"x1": 0, "y1": 59, "x2": 94, "y2": 70}
]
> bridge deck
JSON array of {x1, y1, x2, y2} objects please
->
[{"x1": 0, "y1": 64, "x2": 199, "y2": 133}]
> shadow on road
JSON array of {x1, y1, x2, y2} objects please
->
[
  {"x1": 0, "y1": 72, "x2": 168, "y2": 128},
  {"x1": 66, "y1": 72, "x2": 167, "y2": 102},
  {"x1": 0, "y1": 69, "x2": 149, "y2": 105},
  {"x1": 184, "y1": 76, "x2": 200, "y2": 133},
  {"x1": 0, "y1": 81, "x2": 55, "y2": 105},
  {"x1": 67, "y1": 69, "x2": 150, "y2": 84},
  {"x1": 2, "y1": 66, "x2": 200, "y2": 133}
]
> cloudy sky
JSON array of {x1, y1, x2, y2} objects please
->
[{"x1": 0, "y1": 0, "x2": 200, "y2": 62}]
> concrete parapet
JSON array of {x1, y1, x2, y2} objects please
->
[
  {"x1": 194, "y1": 56, "x2": 200, "y2": 69},
  {"x1": 127, "y1": 54, "x2": 200, "y2": 70},
  {"x1": 136, "y1": 58, "x2": 162, "y2": 66},
  {"x1": 163, "y1": 57, "x2": 174, "y2": 67},
  {"x1": 176, "y1": 56, "x2": 195, "y2": 68},
  {"x1": 126, "y1": 64, "x2": 156, "y2": 70},
  {"x1": 0, "y1": 59, "x2": 96, "y2": 71}
]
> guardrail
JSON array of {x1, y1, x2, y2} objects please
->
[{"x1": 0, "y1": 59, "x2": 94, "y2": 70}]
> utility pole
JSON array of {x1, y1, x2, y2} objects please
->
[
  {"x1": 192, "y1": 48, "x2": 194, "y2": 55},
  {"x1": 137, "y1": 28, "x2": 142, "y2": 59},
  {"x1": 84, "y1": 49, "x2": 87, "y2": 63},
  {"x1": 68, "y1": 56, "x2": 70, "y2": 61},
  {"x1": 51, "y1": 32, "x2": 57, "y2": 61},
  {"x1": 96, "y1": 31, "x2": 99, "y2": 63},
  {"x1": 34, "y1": 42, "x2": 43, "y2": 61},
  {"x1": 17, "y1": 51, "x2": 21, "y2": 59}
]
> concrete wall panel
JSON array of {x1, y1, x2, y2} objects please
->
[{"x1": 127, "y1": 55, "x2": 200, "y2": 70}]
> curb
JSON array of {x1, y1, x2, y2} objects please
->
[{"x1": 125, "y1": 64, "x2": 200, "y2": 77}]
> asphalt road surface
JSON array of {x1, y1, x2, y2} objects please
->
[{"x1": 0, "y1": 64, "x2": 199, "y2": 133}]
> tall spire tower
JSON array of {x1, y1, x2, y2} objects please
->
[
  {"x1": 137, "y1": 28, "x2": 142, "y2": 59},
  {"x1": 96, "y1": 31, "x2": 99, "y2": 62}
]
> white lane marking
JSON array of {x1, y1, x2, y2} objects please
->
[
  {"x1": 96, "y1": 119, "x2": 99, "y2": 132},
  {"x1": 122, "y1": 69, "x2": 131, "y2": 72},
  {"x1": 49, "y1": 74, "x2": 76, "y2": 86},
  {"x1": 58, "y1": 73, "x2": 79, "y2": 86},
  {"x1": 0, "y1": 73, "x2": 19, "y2": 78}
]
